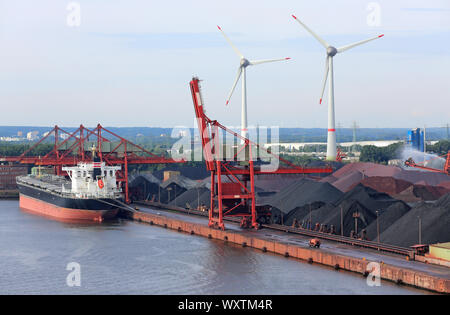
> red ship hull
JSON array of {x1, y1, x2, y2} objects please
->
[{"x1": 19, "y1": 194, "x2": 118, "y2": 222}]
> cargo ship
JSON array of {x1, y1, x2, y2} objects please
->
[{"x1": 17, "y1": 160, "x2": 123, "y2": 222}]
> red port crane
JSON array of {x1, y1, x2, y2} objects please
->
[
  {"x1": 0, "y1": 124, "x2": 181, "y2": 203},
  {"x1": 404, "y1": 151, "x2": 450, "y2": 175},
  {"x1": 336, "y1": 147, "x2": 347, "y2": 162},
  {"x1": 189, "y1": 77, "x2": 333, "y2": 230}
]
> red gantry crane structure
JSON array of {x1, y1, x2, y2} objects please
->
[
  {"x1": 404, "y1": 151, "x2": 450, "y2": 175},
  {"x1": 190, "y1": 77, "x2": 333, "y2": 230},
  {"x1": 1, "y1": 124, "x2": 180, "y2": 203}
]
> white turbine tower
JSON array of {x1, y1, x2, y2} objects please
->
[
  {"x1": 292, "y1": 15, "x2": 384, "y2": 161},
  {"x1": 217, "y1": 25, "x2": 290, "y2": 140}
]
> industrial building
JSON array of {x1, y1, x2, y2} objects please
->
[
  {"x1": 0, "y1": 164, "x2": 28, "y2": 190},
  {"x1": 407, "y1": 128, "x2": 425, "y2": 152}
]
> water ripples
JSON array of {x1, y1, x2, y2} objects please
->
[{"x1": 0, "y1": 201, "x2": 427, "y2": 295}]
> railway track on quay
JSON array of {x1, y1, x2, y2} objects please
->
[{"x1": 132, "y1": 201, "x2": 414, "y2": 259}]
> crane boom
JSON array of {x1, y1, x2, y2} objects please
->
[
  {"x1": 404, "y1": 151, "x2": 450, "y2": 175},
  {"x1": 189, "y1": 77, "x2": 333, "y2": 230}
]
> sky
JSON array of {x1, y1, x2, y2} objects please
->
[{"x1": 0, "y1": 0, "x2": 449, "y2": 129}]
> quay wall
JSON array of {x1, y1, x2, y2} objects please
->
[{"x1": 121, "y1": 209, "x2": 450, "y2": 294}]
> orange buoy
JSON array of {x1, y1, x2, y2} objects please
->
[{"x1": 98, "y1": 178, "x2": 104, "y2": 189}]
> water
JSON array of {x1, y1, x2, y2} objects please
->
[{"x1": 0, "y1": 200, "x2": 429, "y2": 295}]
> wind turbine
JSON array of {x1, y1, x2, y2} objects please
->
[
  {"x1": 292, "y1": 15, "x2": 384, "y2": 161},
  {"x1": 217, "y1": 25, "x2": 290, "y2": 140}
]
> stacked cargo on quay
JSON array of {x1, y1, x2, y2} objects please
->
[{"x1": 16, "y1": 160, "x2": 122, "y2": 221}]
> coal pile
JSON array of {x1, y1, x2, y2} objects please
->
[
  {"x1": 159, "y1": 175, "x2": 203, "y2": 203},
  {"x1": 269, "y1": 206, "x2": 284, "y2": 225},
  {"x1": 254, "y1": 174, "x2": 308, "y2": 193},
  {"x1": 300, "y1": 199, "x2": 376, "y2": 237},
  {"x1": 412, "y1": 185, "x2": 442, "y2": 201},
  {"x1": 329, "y1": 162, "x2": 400, "y2": 180},
  {"x1": 355, "y1": 176, "x2": 412, "y2": 196},
  {"x1": 160, "y1": 174, "x2": 201, "y2": 190},
  {"x1": 283, "y1": 201, "x2": 326, "y2": 226},
  {"x1": 334, "y1": 184, "x2": 398, "y2": 213},
  {"x1": 169, "y1": 187, "x2": 211, "y2": 209},
  {"x1": 321, "y1": 162, "x2": 449, "y2": 202},
  {"x1": 391, "y1": 186, "x2": 422, "y2": 203},
  {"x1": 264, "y1": 178, "x2": 343, "y2": 214},
  {"x1": 394, "y1": 170, "x2": 450, "y2": 187},
  {"x1": 378, "y1": 193, "x2": 450, "y2": 247},
  {"x1": 278, "y1": 183, "x2": 411, "y2": 237},
  {"x1": 153, "y1": 165, "x2": 210, "y2": 180},
  {"x1": 413, "y1": 185, "x2": 449, "y2": 200},
  {"x1": 330, "y1": 170, "x2": 364, "y2": 192},
  {"x1": 391, "y1": 184, "x2": 450, "y2": 202},
  {"x1": 256, "y1": 191, "x2": 277, "y2": 206},
  {"x1": 392, "y1": 185, "x2": 423, "y2": 203},
  {"x1": 129, "y1": 172, "x2": 206, "y2": 203},
  {"x1": 365, "y1": 201, "x2": 411, "y2": 241},
  {"x1": 128, "y1": 173, "x2": 161, "y2": 202}
]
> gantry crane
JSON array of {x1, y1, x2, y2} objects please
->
[{"x1": 189, "y1": 77, "x2": 333, "y2": 230}]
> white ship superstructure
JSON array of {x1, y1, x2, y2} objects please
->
[{"x1": 62, "y1": 162, "x2": 122, "y2": 199}]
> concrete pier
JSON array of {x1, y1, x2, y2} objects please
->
[{"x1": 121, "y1": 206, "x2": 450, "y2": 294}]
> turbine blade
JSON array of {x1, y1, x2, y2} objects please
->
[
  {"x1": 319, "y1": 56, "x2": 330, "y2": 104},
  {"x1": 337, "y1": 34, "x2": 384, "y2": 53},
  {"x1": 226, "y1": 67, "x2": 242, "y2": 105},
  {"x1": 250, "y1": 57, "x2": 291, "y2": 66},
  {"x1": 217, "y1": 25, "x2": 244, "y2": 58},
  {"x1": 291, "y1": 15, "x2": 329, "y2": 48}
]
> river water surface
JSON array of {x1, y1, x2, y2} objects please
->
[{"x1": 0, "y1": 200, "x2": 429, "y2": 294}]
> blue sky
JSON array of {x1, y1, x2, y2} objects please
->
[{"x1": 0, "y1": 0, "x2": 449, "y2": 128}]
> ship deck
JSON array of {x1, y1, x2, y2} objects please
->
[{"x1": 17, "y1": 175, "x2": 71, "y2": 194}]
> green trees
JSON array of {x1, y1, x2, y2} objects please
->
[
  {"x1": 0, "y1": 143, "x2": 53, "y2": 157},
  {"x1": 427, "y1": 140, "x2": 450, "y2": 155},
  {"x1": 359, "y1": 141, "x2": 449, "y2": 164},
  {"x1": 359, "y1": 142, "x2": 403, "y2": 164}
]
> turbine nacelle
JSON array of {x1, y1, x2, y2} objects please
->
[
  {"x1": 217, "y1": 25, "x2": 290, "y2": 109},
  {"x1": 291, "y1": 15, "x2": 383, "y2": 105},
  {"x1": 240, "y1": 58, "x2": 250, "y2": 68},
  {"x1": 291, "y1": 14, "x2": 384, "y2": 161},
  {"x1": 326, "y1": 46, "x2": 338, "y2": 57}
]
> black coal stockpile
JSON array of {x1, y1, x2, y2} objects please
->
[
  {"x1": 256, "y1": 191, "x2": 277, "y2": 206},
  {"x1": 334, "y1": 184, "x2": 398, "y2": 212},
  {"x1": 169, "y1": 187, "x2": 211, "y2": 209},
  {"x1": 159, "y1": 175, "x2": 203, "y2": 203},
  {"x1": 130, "y1": 173, "x2": 205, "y2": 203},
  {"x1": 153, "y1": 165, "x2": 210, "y2": 180},
  {"x1": 299, "y1": 199, "x2": 377, "y2": 237},
  {"x1": 269, "y1": 206, "x2": 284, "y2": 225},
  {"x1": 160, "y1": 183, "x2": 186, "y2": 203},
  {"x1": 128, "y1": 173, "x2": 161, "y2": 202},
  {"x1": 283, "y1": 201, "x2": 326, "y2": 226},
  {"x1": 411, "y1": 185, "x2": 442, "y2": 201},
  {"x1": 254, "y1": 174, "x2": 308, "y2": 193},
  {"x1": 365, "y1": 201, "x2": 411, "y2": 241},
  {"x1": 265, "y1": 179, "x2": 343, "y2": 214},
  {"x1": 379, "y1": 193, "x2": 450, "y2": 247}
]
